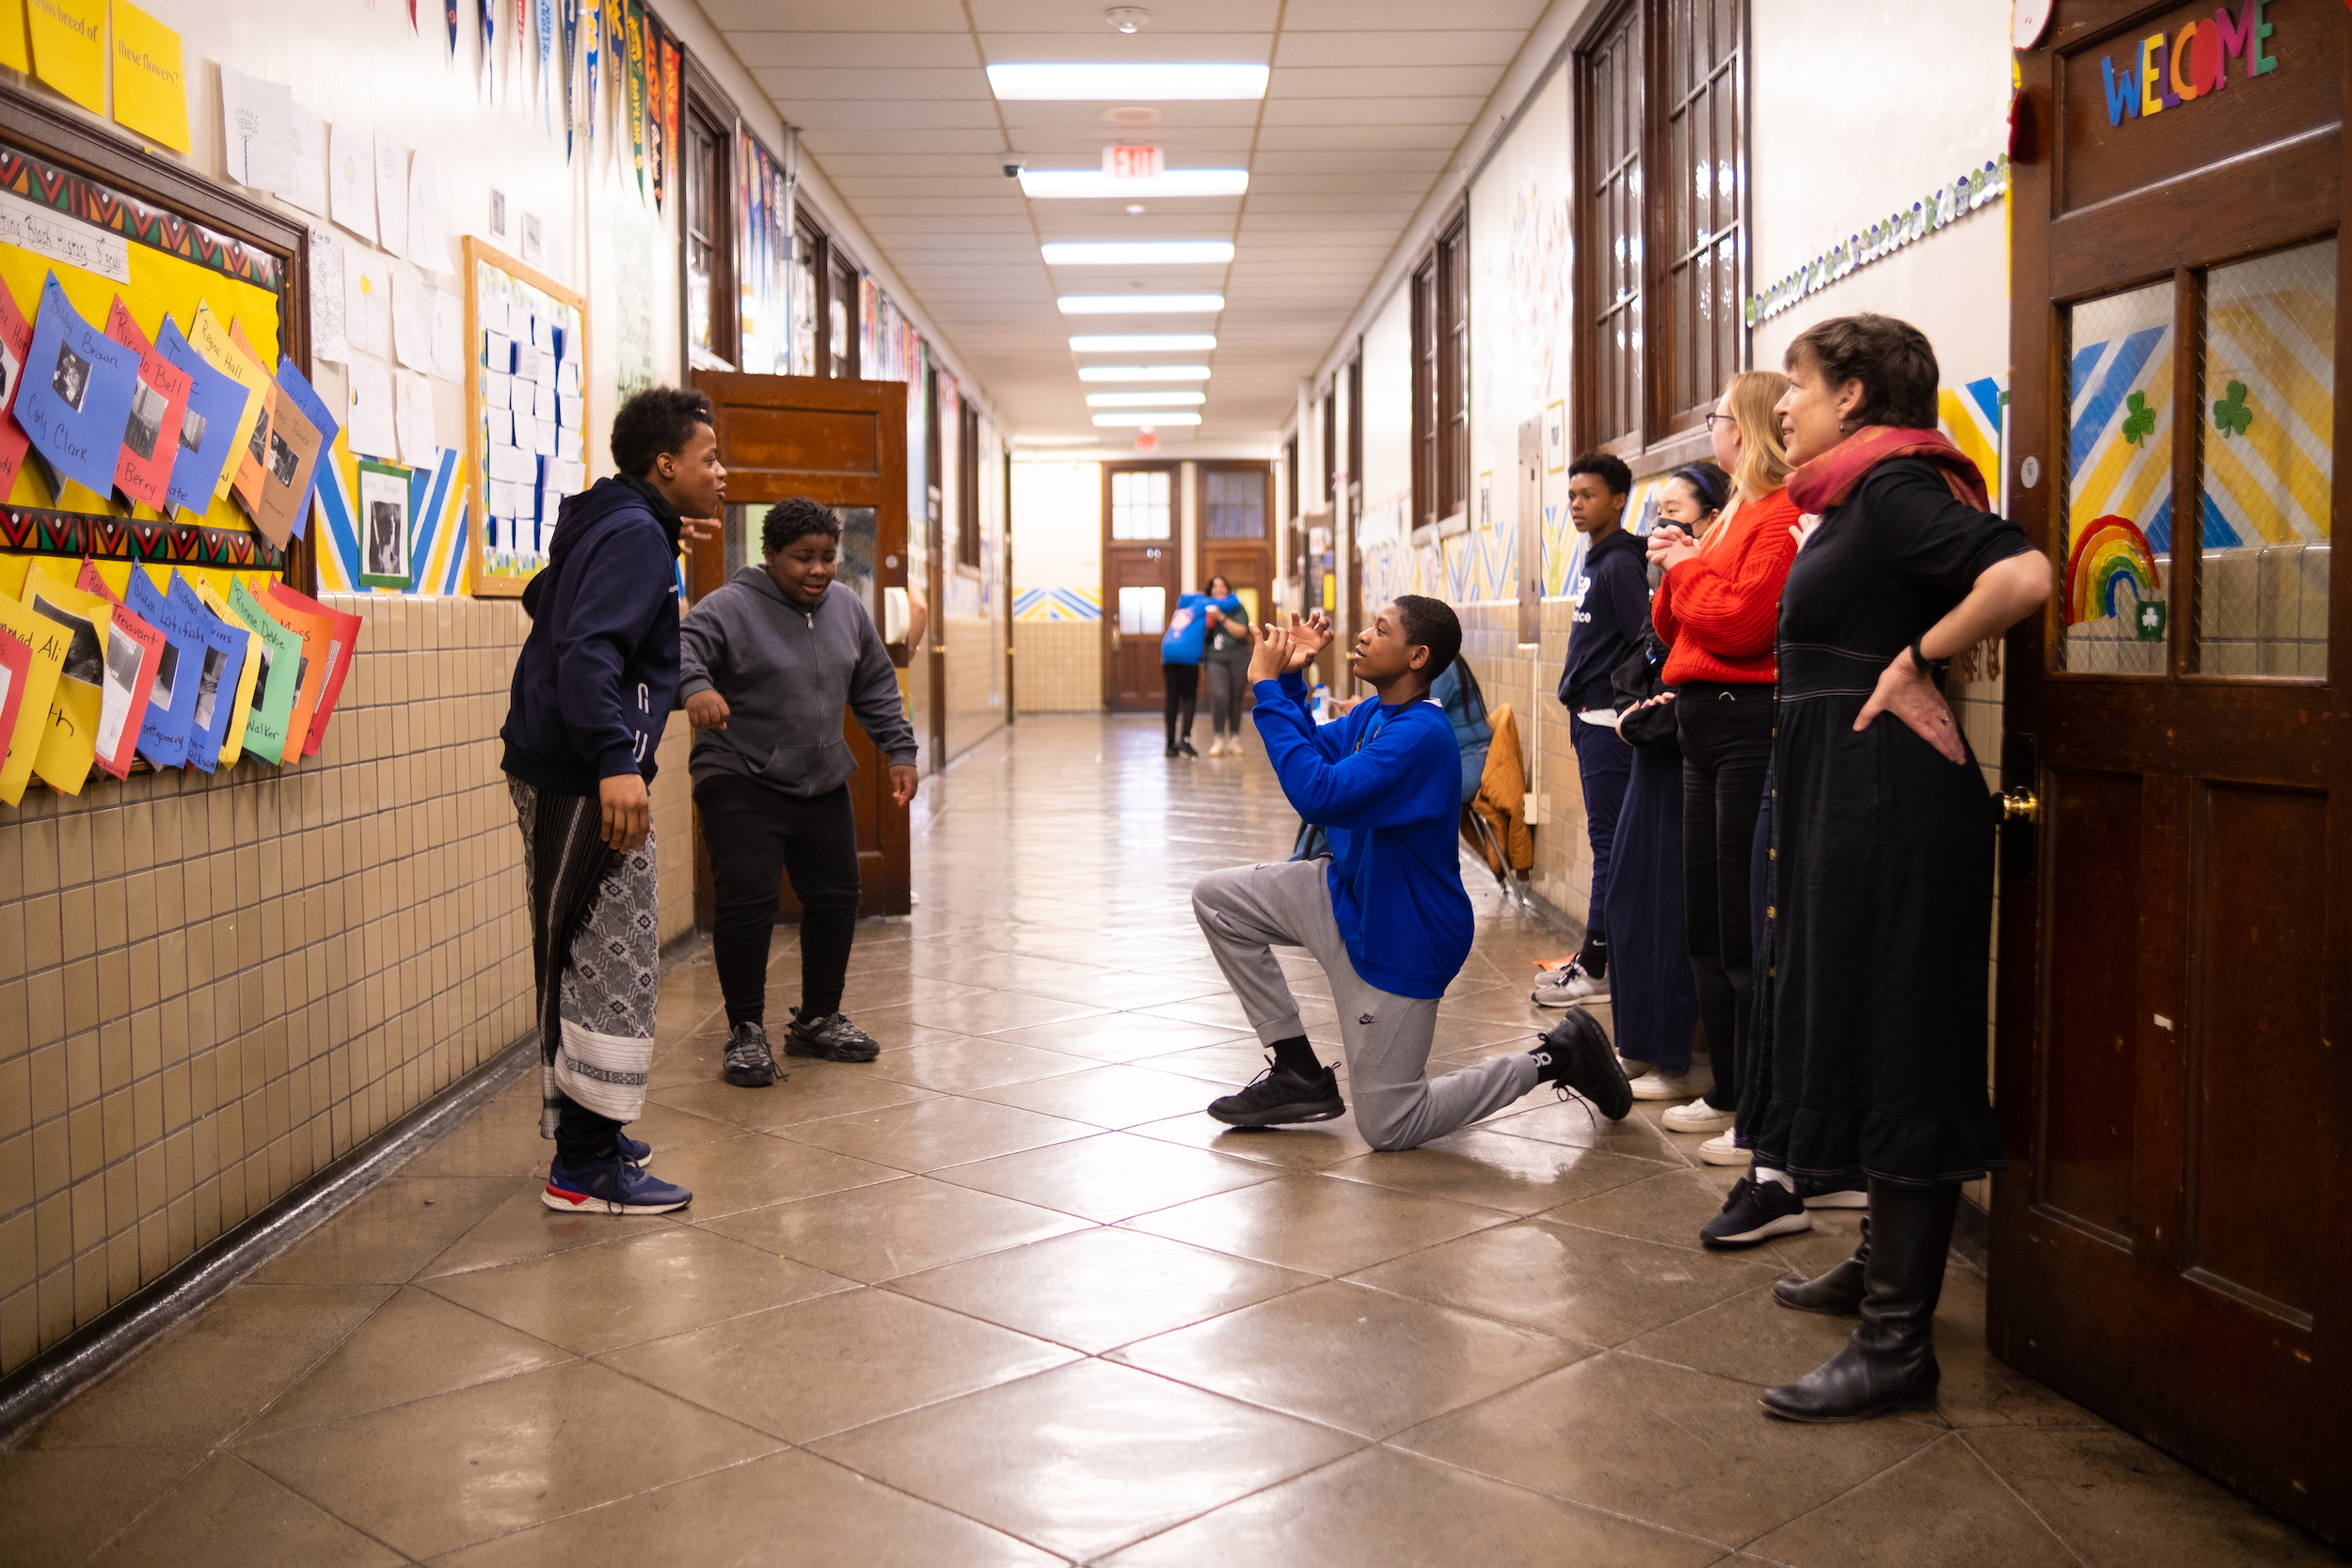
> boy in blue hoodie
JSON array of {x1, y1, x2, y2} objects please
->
[
  {"x1": 502, "y1": 387, "x2": 723, "y2": 1216},
  {"x1": 1193, "y1": 596, "x2": 1631, "y2": 1150}
]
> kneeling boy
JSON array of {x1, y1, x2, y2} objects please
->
[{"x1": 1194, "y1": 597, "x2": 1631, "y2": 1150}]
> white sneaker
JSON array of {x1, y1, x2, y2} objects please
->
[
  {"x1": 1617, "y1": 1056, "x2": 1655, "y2": 1080},
  {"x1": 1629, "y1": 1068, "x2": 1713, "y2": 1102},
  {"x1": 1697, "y1": 1128, "x2": 1745, "y2": 1165},
  {"x1": 1531, "y1": 962, "x2": 1608, "y2": 1006},
  {"x1": 1662, "y1": 1097, "x2": 1736, "y2": 1134}
]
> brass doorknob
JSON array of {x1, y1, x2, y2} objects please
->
[{"x1": 2001, "y1": 787, "x2": 2040, "y2": 822}]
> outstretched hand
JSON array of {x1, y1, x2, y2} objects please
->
[
  {"x1": 1855, "y1": 653, "x2": 1966, "y2": 763},
  {"x1": 1246, "y1": 610, "x2": 1335, "y2": 683}
]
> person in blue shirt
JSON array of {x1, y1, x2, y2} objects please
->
[
  {"x1": 1192, "y1": 596, "x2": 1633, "y2": 1148},
  {"x1": 1160, "y1": 588, "x2": 1213, "y2": 756}
]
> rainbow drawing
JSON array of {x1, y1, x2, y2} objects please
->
[{"x1": 2064, "y1": 514, "x2": 2162, "y2": 626}]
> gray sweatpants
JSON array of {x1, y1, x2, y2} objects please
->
[{"x1": 1192, "y1": 858, "x2": 1539, "y2": 1152}]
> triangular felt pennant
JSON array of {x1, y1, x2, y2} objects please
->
[
  {"x1": 446, "y1": 0, "x2": 458, "y2": 58},
  {"x1": 0, "y1": 595, "x2": 68, "y2": 807},
  {"x1": 0, "y1": 275, "x2": 36, "y2": 501},
  {"x1": 624, "y1": 0, "x2": 646, "y2": 198},
  {"x1": 660, "y1": 31, "x2": 680, "y2": 211},
  {"x1": 103, "y1": 297, "x2": 194, "y2": 515},
  {"x1": 582, "y1": 0, "x2": 599, "y2": 149},
  {"x1": 537, "y1": 0, "x2": 553, "y2": 134},
  {"x1": 561, "y1": 0, "x2": 579, "y2": 159},
  {"x1": 265, "y1": 581, "x2": 360, "y2": 755}
]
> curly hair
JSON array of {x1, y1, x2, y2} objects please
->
[
  {"x1": 1567, "y1": 451, "x2": 1633, "y2": 498},
  {"x1": 609, "y1": 387, "x2": 714, "y2": 478},
  {"x1": 1393, "y1": 594, "x2": 1462, "y2": 680},
  {"x1": 762, "y1": 497, "x2": 843, "y2": 555}
]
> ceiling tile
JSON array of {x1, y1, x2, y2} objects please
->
[
  {"x1": 703, "y1": 0, "x2": 968, "y2": 29},
  {"x1": 973, "y1": 31, "x2": 1275, "y2": 63},
  {"x1": 751, "y1": 68, "x2": 993, "y2": 100},
  {"x1": 1257, "y1": 95, "x2": 1487, "y2": 125},
  {"x1": 726, "y1": 32, "x2": 980, "y2": 68},
  {"x1": 1272, "y1": 29, "x2": 1526, "y2": 67},
  {"x1": 1269, "y1": 65, "x2": 1505, "y2": 98}
]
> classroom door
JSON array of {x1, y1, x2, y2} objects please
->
[
  {"x1": 1102, "y1": 463, "x2": 1180, "y2": 711},
  {"x1": 1200, "y1": 462, "x2": 1274, "y2": 632},
  {"x1": 1994, "y1": 7, "x2": 2347, "y2": 1543},
  {"x1": 690, "y1": 371, "x2": 914, "y2": 919}
]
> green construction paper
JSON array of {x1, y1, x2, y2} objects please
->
[{"x1": 227, "y1": 577, "x2": 302, "y2": 765}]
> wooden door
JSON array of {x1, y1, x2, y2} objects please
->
[
  {"x1": 1994, "y1": 4, "x2": 2347, "y2": 1543},
  {"x1": 689, "y1": 371, "x2": 914, "y2": 918},
  {"x1": 1102, "y1": 462, "x2": 1180, "y2": 710},
  {"x1": 1200, "y1": 462, "x2": 1274, "y2": 634}
]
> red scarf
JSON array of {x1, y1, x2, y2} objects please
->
[{"x1": 1786, "y1": 425, "x2": 1991, "y2": 515}]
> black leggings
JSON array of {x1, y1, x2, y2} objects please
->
[
  {"x1": 694, "y1": 774, "x2": 862, "y2": 1027},
  {"x1": 1163, "y1": 662, "x2": 1199, "y2": 744},
  {"x1": 1677, "y1": 684, "x2": 1775, "y2": 1113}
]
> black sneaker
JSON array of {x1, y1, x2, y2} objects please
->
[
  {"x1": 786, "y1": 1007, "x2": 881, "y2": 1062},
  {"x1": 1700, "y1": 1176, "x2": 1812, "y2": 1249},
  {"x1": 1178, "y1": 737, "x2": 1199, "y2": 757},
  {"x1": 1530, "y1": 1011, "x2": 1632, "y2": 1120},
  {"x1": 723, "y1": 1022, "x2": 780, "y2": 1087},
  {"x1": 1207, "y1": 1055, "x2": 1344, "y2": 1128}
]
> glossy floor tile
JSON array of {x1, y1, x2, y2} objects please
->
[{"x1": 10, "y1": 717, "x2": 2340, "y2": 1565}]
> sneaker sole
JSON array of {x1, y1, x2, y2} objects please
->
[
  {"x1": 1696, "y1": 1141, "x2": 1750, "y2": 1166},
  {"x1": 1701, "y1": 1212, "x2": 1812, "y2": 1248},
  {"x1": 1207, "y1": 1099, "x2": 1345, "y2": 1128},
  {"x1": 1662, "y1": 1112, "x2": 1738, "y2": 1132},
  {"x1": 542, "y1": 1184, "x2": 691, "y2": 1216},
  {"x1": 1803, "y1": 1189, "x2": 1868, "y2": 1210},
  {"x1": 1529, "y1": 990, "x2": 1604, "y2": 1008},
  {"x1": 1545, "y1": 1011, "x2": 1633, "y2": 1121}
]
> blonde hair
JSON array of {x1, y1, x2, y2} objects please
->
[{"x1": 1721, "y1": 369, "x2": 1793, "y2": 503}]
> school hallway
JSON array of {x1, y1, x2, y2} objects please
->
[{"x1": 0, "y1": 713, "x2": 2329, "y2": 1567}]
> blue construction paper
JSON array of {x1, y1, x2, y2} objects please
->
[
  {"x1": 154, "y1": 317, "x2": 248, "y2": 517},
  {"x1": 167, "y1": 571, "x2": 247, "y2": 773},
  {"x1": 271, "y1": 356, "x2": 341, "y2": 540},
  {"x1": 124, "y1": 569, "x2": 202, "y2": 769},
  {"x1": 13, "y1": 274, "x2": 141, "y2": 498}
]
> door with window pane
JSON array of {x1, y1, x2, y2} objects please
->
[
  {"x1": 1102, "y1": 464, "x2": 1180, "y2": 710},
  {"x1": 1998, "y1": 7, "x2": 2347, "y2": 1540},
  {"x1": 1200, "y1": 463, "x2": 1272, "y2": 643}
]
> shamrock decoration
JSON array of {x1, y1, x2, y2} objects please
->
[
  {"x1": 2121, "y1": 389, "x2": 2156, "y2": 447},
  {"x1": 2213, "y1": 379, "x2": 2254, "y2": 438}
]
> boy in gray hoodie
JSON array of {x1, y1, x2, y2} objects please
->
[{"x1": 679, "y1": 498, "x2": 920, "y2": 1086}]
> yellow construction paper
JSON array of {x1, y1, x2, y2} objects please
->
[
  {"x1": 183, "y1": 304, "x2": 270, "y2": 502},
  {"x1": 0, "y1": 594, "x2": 68, "y2": 806},
  {"x1": 108, "y1": 0, "x2": 185, "y2": 151},
  {"x1": 24, "y1": 0, "x2": 104, "y2": 115},
  {"x1": 192, "y1": 578, "x2": 260, "y2": 766},
  {"x1": 0, "y1": 0, "x2": 31, "y2": 73},
  {"x1": 0, "y1": 555, "x2": 30, "y2": 603},
  {"x1": 22, "y1": 568, "x2": 111, "y2": 794}
]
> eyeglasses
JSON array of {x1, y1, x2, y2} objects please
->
[{"x1": 1701, "y1": 412, "x2": 1736, "y2": 432}]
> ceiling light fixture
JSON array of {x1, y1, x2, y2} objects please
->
[
  {"x1": 1019, "y1": 168, "x2": 1248, "y2": 199},
  {"x1": 1088, "y1": 391, "x2": 1206, "y2": 407},
  {"x1": 1093, "y1": 412, "x2": 1202, "y2": 426},
  {"x1": 1058, "y1": 293, "x2": 1222, "y2": 315},
  {"x1": 1041, "y1": 241, "x2": 1233, "y2": 266},
  {"x1": 987, "y1": 63, "x2": 1269, "y2": 101},
  {"x1": 1076, "y1": 365, "x2": 1211, "y2": 381},
  {"x1": 1104, "y1": 7, "x2": 1150, "y2": 32},
  {"x1": 1069, "y1": 333, "x2": 1216, "y2": 352}
]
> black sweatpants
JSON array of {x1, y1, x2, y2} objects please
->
[
  {"x1": 1677, "y1": 683, "x2": 1775, "y2": 1114},
  {"x1": 1163, "y1": 661, "x2": 1200, "y2": 745},
  {"x1": 694, "y1": 774, "x2": 862, "y2": 1028}
]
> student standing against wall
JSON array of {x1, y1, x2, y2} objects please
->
[
  {"x1": 501, "y1": 388, "x2": 723, "y2": 1216},
  {"x1": 680, "y1": 498, "x2": 919, "y2": 1089}
]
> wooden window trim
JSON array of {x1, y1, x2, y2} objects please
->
[
  {"x1": 958, "y1": 397, "x2": 982, "y2": 569},
  {"x1": 1410, "y1": 252, "x2": 1438, "y2": 530},
  {"x1": 679, "y1": 54, "x2": 739, "y2": 372}
]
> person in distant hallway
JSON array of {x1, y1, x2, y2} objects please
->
[
  {"x1": 1159, "y1": 581, "x2": 1215, "y2": 756},
  {"x1": 1531, "y1": 451, "x2": 1646, "y2": 1007},
  {"x1": 1707, "y1": 313, "x2": 2050, "y2": 1424},
  {"x1": 502, "y1": 386, "x2": 723, "y2": 1217},
  {"x1": 1193, "y1": 598, "x2": 1632, "y2": 1150},
  {"x1": 1199, "y1": 574, "x2": 1253, "y2": 755},
  {"x1": 681, "y1": 496, "x2": 919, "y2": 1088}
]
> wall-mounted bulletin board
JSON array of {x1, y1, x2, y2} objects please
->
[
  {"x1": 464, "y1": 236, "x2": 587, "y2": 597},
  {"x1": 0, "y1": 89, "x2": 361, "y2": 803}
]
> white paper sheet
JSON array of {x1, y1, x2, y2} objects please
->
[
  {"x1": 219, "y1": 68, "x2": 294, "y2": 198},
  {"x1": 391, "y1": 268, "x2": 432, "y2": 372},
  {"x1": 556, "y1": 391, "x2": 581, "y2": 430},
  {"x1": 309, "y1": 230, "x2": 347, "y2": 363},
  {"x1": 373, "y1": 131, "x2": 409, "y2": 260},
  {"x1": 532, "y1": 417, "x2": 557, "y2": 457},
  {"x1": 406, "y1": 152, "x2": 447, "y2": 274},
  {"x1": 328, "y1": 120, "x2": 374, "y2": 244},
  {"x1": 289, "y1": 104, "x2": 328, "y2": 216},
  {"x1": 347, "y1": 356, "x2": 397, "y2": 461},
  {"x1": 344, "y1": 247, "x2": 389, "y2": 359},
  {"x1": 430, "y1": 291, "x2": 464, "y2": 382},
  {"x1": 532, "y1": 381, "x2": 557, "y2": 421},
  {"x1": 394, "y1": 369, "x2": 437, "y2": 465},
  {"x1": 482, "y1": 370, "x2": 510, "y2": 410}
]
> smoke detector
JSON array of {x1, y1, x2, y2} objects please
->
[
  {"x1": 1105, "y1": 7, "x2": 1150, "y2": 32},
  {"x1": 1102, "y1": 105, "x2": 1162, "y2": 126}
]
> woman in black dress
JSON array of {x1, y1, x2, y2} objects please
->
[{"x1": 1704, "y1": 314, "x2": 2051, "y2": 1423}]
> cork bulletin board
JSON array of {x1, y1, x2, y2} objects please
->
[{"x1": 462, "y1": 235, "x2": 588, "y2": 598}]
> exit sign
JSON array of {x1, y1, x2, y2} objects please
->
[{"x1": 1103, "y1": 145, "x2": 1163, "y2": 180}]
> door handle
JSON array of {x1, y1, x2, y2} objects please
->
[
  {"x1": 1110, "y1": 628, "x2": 1122, "y2": 651},
  {"x1": 1999, "y1": 786, "x2": 2040, "y2": 822}
]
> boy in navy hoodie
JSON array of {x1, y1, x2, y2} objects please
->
[
  {"x1": 1194, "y1": 596, "x2": 1630, "y2": 1150},
  {"x1": 502, "y1": 387, "x2": 723, "y2": 1216}
]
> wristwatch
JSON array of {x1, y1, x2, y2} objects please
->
[{"x1": 1909, "y1": 638, "x2": 1949, "y2": 677}]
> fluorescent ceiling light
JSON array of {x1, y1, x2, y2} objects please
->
[
  {"x1": 1020, "y1": 168, "x2": 1250, "y2": 199},
  {"x1": 1042, "y1": 241, "x2": 1234, "y2": 266},
  {"x1": 1077, "y1": 365, "x2": 1211, "y2": 381},
  {"x1": 1070, "y1": 333, "x2": 1216, "y2": 353},
  {"x1": 1089, "y1": 391, "x2": 1207, "y2": 407},
  {"x1": 1093, "y1": 412, "x2": 1203, "y2": 427},
  {"x1": 1059, "y1": 293, "x2": 1222, "y2": 315},
  {"x1": 987, "y1": 63, "x2": 1269, "y2": 101}
]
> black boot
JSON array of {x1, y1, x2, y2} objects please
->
[
  {"x1": 1761, "y1": 1180, "x2": 1958, "y2": 1421},
  {"x1": 1773, "y1": 1214, "x2": 1869, "y2": 1315}
]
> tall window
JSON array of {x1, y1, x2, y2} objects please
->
[
  {"x1": 958, "y1": 398, "x2": 981, "y2": 568},
  {"x1": 682, "y1": 103, "x2": 735, "y2": 371},
  {"x1": 1320, "y1": 386, "x2": 1336, "y2": 514},
  {"x1": 1203, "y1": 467, "x2": 1264, "y2": 537},
  {"x1": 1283, "y1": 432, "x2": 1299, "y2": 520},
  {"x1": 1580, "y1": 0, "x2": 1744, "y2": 452},
  {"x1": 1409, "y1": 206, "x2": 1470, "y2": 528},
  {"x1": 831, "y1": 252, "x2": 861, "y2": 379},
  {"x1": 1110, "y1": 468, "x2": 1172, "y2": 539}
]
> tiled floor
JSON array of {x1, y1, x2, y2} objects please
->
[{"x1": 5, "y1": 715, "x2": 2342, "y2": 1566}]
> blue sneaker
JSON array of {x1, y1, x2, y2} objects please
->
[
  {"x1": 543, "y1": 1153, "x2": 692, "y2": 1215},
  {"x1": 616, "y1": 1134, "x2": 650, "y2": 1164}
]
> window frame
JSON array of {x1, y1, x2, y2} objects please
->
[
  {"x1": 1409, "y1": 202, "x2": 1470, "y2": 531},
  {"x1": 958, "y1": 395, "x2": 982, "y2": 570},
  {"x1": 679, "y1": 59, "x2": 739, "y2": 373}
]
